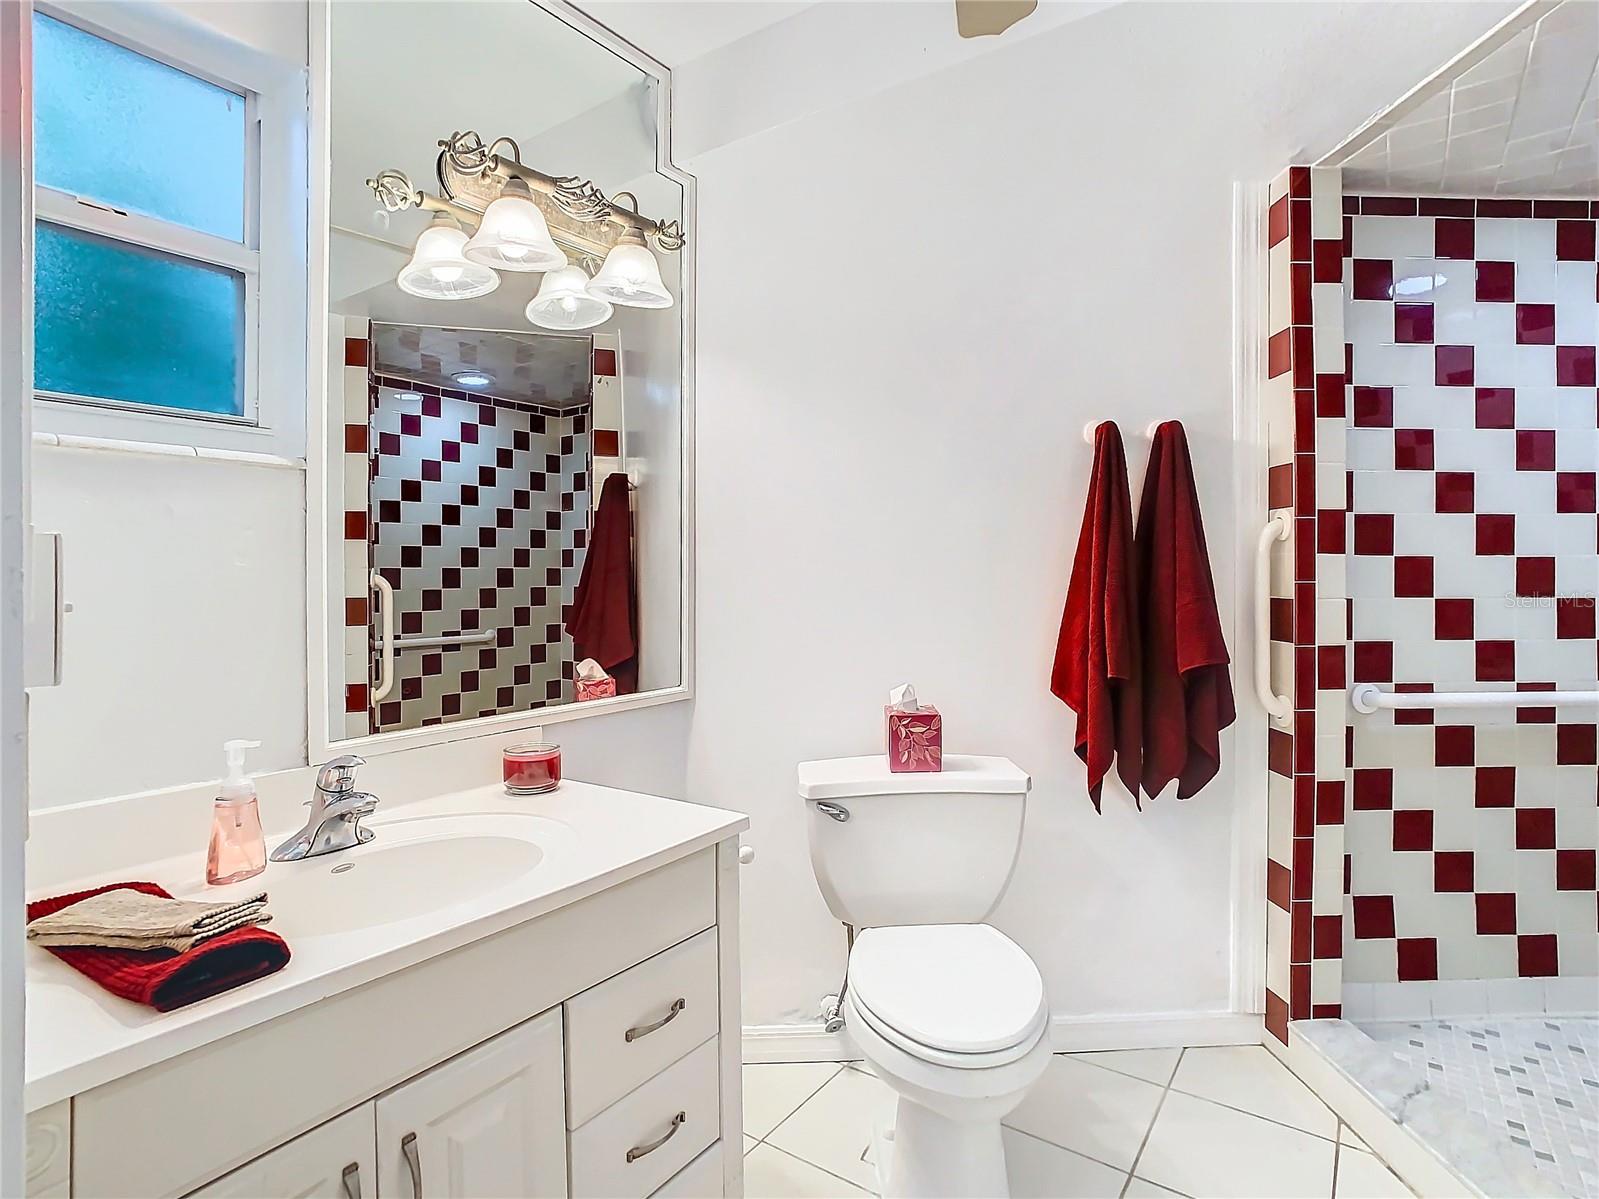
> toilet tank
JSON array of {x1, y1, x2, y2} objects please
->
[{"x1": 797, "y1": 754, "x2": 1031, "y2": 928}]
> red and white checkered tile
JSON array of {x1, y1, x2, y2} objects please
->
[{"x1": 1341, "y1": 196, "x2": 1599, "y2": 987}]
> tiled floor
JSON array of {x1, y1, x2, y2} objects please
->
[{"x1": 741, "y1": 1046, "x2": 1415, "y2": 1198}]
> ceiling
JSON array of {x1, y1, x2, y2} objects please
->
[
  {"x1": 573, "y1": 2, "x2": 813, "y2": 65},
  {"x1": 371, "y1": 323, "x2": 592, "y2": 409},
  {"x1": 1333, "y1": 0, "x2": 1598, "y2": 197}
]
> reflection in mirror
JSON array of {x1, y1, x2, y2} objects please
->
[{"x1": 322, "y1": 0, "x2": 688, "y2": 746}]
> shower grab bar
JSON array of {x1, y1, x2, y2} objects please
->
[
  {"x1": 370, "y1": 570, "x2": 395, "y2": 703},
  {"x1": 1253, "y1": 513, "x2": 1293, "y2": 726},
  {"x1": 1352, "y1": 684, "x2": 1599, "y2": 713},
  {"x1": 393, "y1": 630, "x2": 496, "y2": 651}
]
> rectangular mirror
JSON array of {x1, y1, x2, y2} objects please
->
[{"x1": 312, "y1": 0, "x2": 691, "y2": 751}]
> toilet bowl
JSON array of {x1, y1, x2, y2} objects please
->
[
  {"x1": 798, "y1": 755, "x2": 1045, "y2": 1198},
  {"x1": 844, "y1": 923, "x2": 1050, "y2": 1198}
]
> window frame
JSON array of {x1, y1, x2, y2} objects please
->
[{"x1": 30, "y1": 1, "x2": 306, "y2": 458}]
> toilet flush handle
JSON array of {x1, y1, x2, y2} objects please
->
[{"x1": 813, "y1": 801, "x2": 850, "y2": 823}]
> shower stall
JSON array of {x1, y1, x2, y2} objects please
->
[{"x1": 1255, "y1": 6, "x2": 1597, "y2": 1195}]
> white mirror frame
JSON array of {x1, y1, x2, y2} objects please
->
[{"x1": 304, "y1": 0, "x2": 695, "y2": 761}]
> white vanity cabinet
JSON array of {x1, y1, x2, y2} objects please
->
[{"x1": 40, "y1": 841, "x2": 745, "y2": 1199}]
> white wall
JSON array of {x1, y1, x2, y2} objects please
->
[{"x1": 676, "y1": 0, "x2": 1520, "y2": 1027}]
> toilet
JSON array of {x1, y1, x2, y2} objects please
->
[{"x1": 797, "y1": 754, "x2": 1048, "y2": 1199}]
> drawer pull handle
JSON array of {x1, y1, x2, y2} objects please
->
[
  {"x1": 341, "y1": 1162, "x2": 363, "y2": 1199},
  {"x1": 401, "y1": 1132, "x2": 422, "y2": 1199},
  {"x1": 625, "y1": 997, "x2": 686, "y2": 1042},
  {"x1": 626, "y1": 1111, "x2": 686, "y2": 1163}
]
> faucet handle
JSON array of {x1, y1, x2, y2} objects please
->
[{"x1": 316, "y1": 754, "x2": 366, "y2": 795}]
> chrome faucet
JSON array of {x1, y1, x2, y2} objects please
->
[{"x1": 270, "y1": 755, "x2": 379, "y2": 862}]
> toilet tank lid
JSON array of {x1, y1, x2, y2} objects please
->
[{"x1": 796, "y1": 754, "x2": 1031, "y2": 800}]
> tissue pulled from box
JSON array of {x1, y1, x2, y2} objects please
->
[{"x1": 888, "y1": 683, "x2": 919, "y2": 712}]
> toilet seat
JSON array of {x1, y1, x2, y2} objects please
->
[{"x1": 847, "y1": 924, "x2": 1047, "y2": 1069}]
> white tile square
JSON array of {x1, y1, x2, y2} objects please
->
[
  {"x1": 1352, "y1": 216, "x2": 1433, "y2": 260},
  {"x1": 1066, "y1": 1048, "x2": 1182, "y2": 1088},
  {"x1": 1335, "y1": 1148, "x2": 1414, "y2": 1198},
  {"x1": 1002, "y1": 1055, "x2": 1165, "y2": 1171},
  {"x1": 765, "y1": 1066, "x2": 896, "y2": 1191},
  {"x1": 743, "y1": 1144, "x2": 871, "y2": 1198},
  {"x1": 1169, "y1": 1046, "x2": 1339, "y2": 1139},
  {"x1": 1137, "y1": 1090, "x2": 1337, "y2": 1199},
  {"x1": 1002, "y1": 1127, "x2": 1128, "y2": 1198},
  {"x1": 744, "y1": 1063, "x2": 844, "y2": 1140}
]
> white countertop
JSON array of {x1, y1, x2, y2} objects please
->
[{"x1": 25, "y1": 780, "x2": 747, "y2": 1110}]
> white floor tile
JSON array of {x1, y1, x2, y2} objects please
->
[
  {"x1": 1169, "y1": 1045, "x2": 1339, "y2": 1138},
  {"x1": 1335, "y1": 1148, "x2": 1414, "y2": 1198},
  {"x1": 743, "y1": 1144, "x2": 872, "y2": 1198},
  {"x1": 1003, "y1": 1054, "x2": 1167, "y2": 1170},
  {"x1": 765, "y1": 1064, "x2": 899, "y2": 1192},
  {"x1": 1136, "y1": 1090, "x2": 1338, "y2": 1199},
  {"x1": 745, "y1": 1135, "x2": 761, "y2": 1156},
  {"x1": 1002, "y1": 1127, "x2": 1128, "y2": 1198},
  {"x1": 744, "y1": 1063, "x2": 844, "y2": 1140},
  {"x1": 1067, "y1": 1047, "x2": 1183, "y2": 1087},
  {"x1": 1339, "y1": 1123, "x2": 1371, "y2": 1153},
  {"x1": 1124, "y1": 1177, "x2": 1190, "y2": 1198}
]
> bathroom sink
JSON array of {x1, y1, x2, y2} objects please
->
[{"x1": 261, "y1": 813, "x2": 563, "y2": 937}]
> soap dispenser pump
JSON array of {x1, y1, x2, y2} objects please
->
[{"x1": 207, "y1": 739, "x2": 266, "y2": 886}]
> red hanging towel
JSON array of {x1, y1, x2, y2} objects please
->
[
  {"x1": 1135, "y1": 421, "x2": 1236, "y2": 799},
  {"x1": 567, "y1": 472, "x2": 637, "y2": 694},
  {"x1": 1051, "y1": 421, "x2": 1143, "y2": 810},
  {"x1": 26, "y1": 881, "x2": 290, "y2": 1011}
]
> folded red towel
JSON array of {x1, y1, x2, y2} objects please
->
[
  {"x1": 1134, "y1": 421, "x2": 1236, "y2": 799},
  {"x1": 27, "y1": 881, "x2": 290, "y2": 1012},
  {"x1": 1051, "y1": 421, "x2": 1143, "y2": 810}
]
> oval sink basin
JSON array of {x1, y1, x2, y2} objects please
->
[{"x1": 264, "y1": 813, "x2": 558, "y2": 937}]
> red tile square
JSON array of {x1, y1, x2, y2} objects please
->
[
  {"x1": 1354, "y1": 513, "x2": 1395, "y2": 555},
  {"x1": 344, "y1": 683, "x2": 367, "y2": 714},
  {"x1": 1352, "y1": 259, "x2": 1393, "y2": 300},
  {"x1": 344, "y1": 337, "x2": 368, "y2": 367},
  {"x1": 1268, "y1": 195, "x2": 1290, "y2": 247},
  {"x1": 1434, "y1": 217, "x2": 1474, "y2": 259},
  {"x1": 1353, "y1": 768, "x2": 1394, "y2": 810},
  {"x1": 344, "y1": 596, "x2": 367, "y2": 627},
  {"x1": 1556, "y1": 597, "x2": 1597, "y2": 639},
  {"x1": 1312, "y1": 915, "x2": 1342, "y2": 959},
  {"x1": 1395, "y1": 303, "x2": 1434, "y2": 344},
  {"x1": 1517, "y1": 934, "x2": 1558, "y2": 978},
  {"x1": 1476, "y1": 514, "x2": 1516, "y2": 555},
  {"x1": 1352, "y1": 894, "x2": 1395, "y2": 939},
  {"x1": 1353, "y1": 386, "x2": 1394, "y2": 427},
  {"x1": 1556, "y1": 472, "x2": 1597, "y2": 513},
  {"x1": 1395, "y1": 428, "x2": 1435, "y2": 469},
  {"x1": 1393, "y1": 809, "x2": 1433, "y2": 851},
  {"x1": 1515, "y1": 304, "x2": 1556, "y2": 345},
  {"x1": 1474, "y1": 388, "x2": 1516, "y2": 429},
  {"x1": 592, "y1": 348, "x2": 618, "y2": 377},
  {"x1": 1434, "y1": 598, "x2": 1474, "y2": 640},
  {"x1": 1266, "y1": 990, "x2": 1288, "y2": 1045},
  {"x1": 1393, "y1": 556, "x2": 1434, "y2": 597},
  {"x1": 1475, "y1": 892, "x2": 1516, "y2": 935},
  {"x1": 1313, "y1": 238, "x2": 1343, "y2": 283},
  {"x1": 1317, "y1": 509, "x2": 1345, "y2": 554},
  {"x1": 1558, "y1": 724, "x2": 1598, "y2": 765},
  {"x1": 1268, "y1": 329, "x2": 1292, "y2": 378},
  {"x1": 1556, "y1": 345, "x2": 1597, "y2": 387},
  {"x1": 1516, "y1": 556, "x2": 1555, "y2": 598},
  {"x1": 1315, "y1": 373, "x2": 1345, "y2": 417},
  {"x1": 1475, "y1": 766, "x2": 1515, "y2": 807},
  {"x1": 1475, "y1": 640, "x2": 1515, "y2": 682},
  {"x1": 343, "y1": 510, "x2": 367, "y2": 540},
  {"x1": 1515, "y1": 807, "x2": 1556, "y2": 849},
  {"x1": 1435, "y1": 725, "x2": 1474, "y2": 766},
  {"x1": 1435, "y1": 471, "x2": 1474, "y2": 513},
  {"x1": 1317, "y1": 645, "x2": 1346, "y2": 691},
  {"x1": 344, "y1": 424, "x2": 368, "y2": 454},
  {"x1": 1434, "y1": 850, "x2": 1474, "y2": 892},
  {"x1": 1290, "y1": 198, "x2": 1312, "y2": 261},
  {"x1": 1555, "y1": 219, "x2": 1597, "y2": 261},
  {"x1": 1362, "y1": 196, "x2": 1416, "y2": 215},
  {"x1": 1476, "y1": 261, "x2": 1516, "y2": 302},
  {"x1": 1315, "y1": 781, "x2": 1345, "y2": 825},
  {"x1": 1557, "y1": 849, "x2": 1597, "y2": 891},
  {"x1": 1269, "y1": 728, "x2": 1294, "y2": 778},
  {"x1": 1353, "y1": 641, "x2": 1394, "y2": 682},
  {"x1": 1435, "y1": 345, "x2": 1474, "y2": 386},
  {"x1": 1397, "y1": 937, "x2": 1438, "y2": 982}
]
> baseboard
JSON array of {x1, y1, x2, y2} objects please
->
[{"x1": 743, "y1": 1010, "x2": 1263, "y2": 1064}]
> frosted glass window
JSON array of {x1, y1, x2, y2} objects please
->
[
  {"x1": 33, "y1": 12, "x2": 246, "y2": 242},
  {"x1": 34, "y1": 222, "x2": 245, "y2": 417}
]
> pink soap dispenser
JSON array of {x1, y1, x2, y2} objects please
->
[{"x1": 207, "y1": 739, "x2": 266, "y2": 886}]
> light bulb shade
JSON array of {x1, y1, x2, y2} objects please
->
[
  {"x1": 588, "y1": 241, "x2": 673, "y2": 309},
  {"x1": 462, "y1": 191, "x2": 567, "y2": 272},
  {"x1": 396, "y1": 222, "x2": 500, "y2": 300},
  {"x1": 526, "y1": 265, "x2": 613, "y2": 331}
]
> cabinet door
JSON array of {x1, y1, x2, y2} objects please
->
[
  {"x1": 187, "y1": 1106, "x2": 376, "y2": 1199},
  {"x1": 376, "y1": 1010, "x2": 567, "y2": 1199}
]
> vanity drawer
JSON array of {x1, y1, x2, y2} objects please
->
[
  {"x1": 651, "y1": 1140, "x2": 725, "y2": 1198},
  {"x1": 568, "y1": 1036, "x2": 719, "y2": 1199},
  {"x1": 565, "y1": 927, "x2": 720, "y2": 1126}
]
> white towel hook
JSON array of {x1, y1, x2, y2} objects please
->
[{"x1": 1082, "y1": 421, "x2": 1165, "y2": 445}]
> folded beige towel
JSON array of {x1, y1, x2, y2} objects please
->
[{"x1": 26, "y1": 889, "x2": 273, "y2": 953}]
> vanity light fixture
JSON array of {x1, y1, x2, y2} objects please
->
[
  {"x1": 462, "y1": 177, "x2": 567, "y2": 272},
  {"x1": 451, "y1": 370, "x2": 493, "y2": 388},
  {"x1": 526, "y1": 264, "x2": 614, "y2": 331},
  {"x1": 587, "y1": 221, "x2": 673, "y2": 311},
  {"x1": 396, "y1": 213, "x2": 499, "y2": 300},
  {"x1": 392, "y1": 390, "x2": 424, "y2": 401}
]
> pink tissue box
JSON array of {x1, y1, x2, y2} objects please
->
[
  {"x1": 576, "y1": 677, "x2": 617, "y2": 702},
  {"x1": 886, "y1": 705, "x2": 942, "y2": 773}
]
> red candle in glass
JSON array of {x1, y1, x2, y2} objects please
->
[{"x1": 503, "y1": 743, "x2": 561, "y2": 794}]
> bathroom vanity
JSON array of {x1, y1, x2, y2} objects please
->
[{"x1": 23, "y1": 780, "x2": 747, "y2": 1199}]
